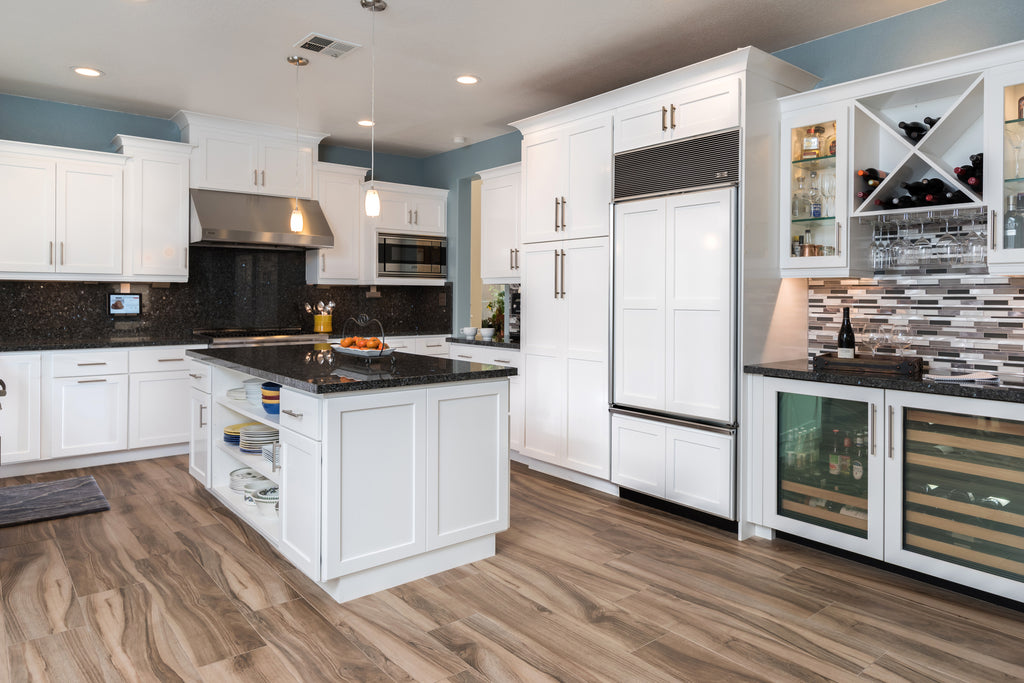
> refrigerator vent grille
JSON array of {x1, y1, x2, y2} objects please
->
[{"x1": 614, "y1": 129, "x2": 740, "y2": 200}]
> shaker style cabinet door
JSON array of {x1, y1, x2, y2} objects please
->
[
  {"x1": 0, "y1": 153, "x2": 55, "y2": 273},
  {"x1": 278, "y1": 429, "x2": 322, "y2": 581},
  {"x1": 57, "y1": 159, "x2": 123, "y2": 275},
  {"x1": 49, "y1": 374, "x2": 129, "y2": 459},
  {"x1": 307, "y1": 165, "x2": 365, "y2": 283},
  {"x1": 188, "y1": 387, "x2": 210, "y2": 486},
  {"x1": 0, "y1": 354, "x2": 42, "y2": 464},
  {"x1": 129, "y1": 370, "x2": 190, "y2": 449},
  {"x1": 479, "y1": 164, "x2": 521, "y2": 282}
]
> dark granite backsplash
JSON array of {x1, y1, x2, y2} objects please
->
[{"x1": 0, "y1": 247, "x2": 451, "y2": 344}]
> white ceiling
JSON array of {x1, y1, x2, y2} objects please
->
[{"x1": 0, "y1": 0, "x2": 944, "y2": 157}]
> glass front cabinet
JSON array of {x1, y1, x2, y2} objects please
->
[
  {"x1": 760, "y1": 377, "x2": 1024, "y2": 602},
  {"x1": 986, "y1": 62, "x2": 1024, "y2": 273}
]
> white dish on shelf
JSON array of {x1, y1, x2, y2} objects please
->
[{"x1": 331, "y1": 344, "x2": 394, "y2": 357}]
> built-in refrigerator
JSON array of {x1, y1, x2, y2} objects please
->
[{"x1": 610, "y1": 130, "x2": 739, "y2": 519}]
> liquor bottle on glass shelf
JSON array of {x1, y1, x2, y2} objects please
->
[
  {"x1": 791, "y1": 176, "x2": 810, "y2": 219},
  {"x1": 801, "y1": 125, "x2": 826, "y2": 159},
  {"x1": 808, "y1": 171, "x2": 823, "y2": 218},
  {"x1": 1005, "y1": 193, "x2": 1024, "y2": 250}
]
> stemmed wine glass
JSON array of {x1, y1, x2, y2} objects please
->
[
  {"x1": 891, "y1": 324, "x2": 913, "y2": 356},
  {"x1": 1007, "y1": 125, "x2": 1024, "y2": 180},
  {"x1": 865, "y1": 324, "x2": 886, "y2": 357},
  {"x1": 891, "y1": 217, "x2": 912, "y2": 267},
  {"x1": 911, "y1": 217, "x2": 931, "y2": 267}
]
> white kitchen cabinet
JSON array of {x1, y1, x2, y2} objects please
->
[
  {"x1": 610, "y1": 413, "x2": 665, "y2": 497},
  {"x1": 0, "y1": 354, "x2": 41, "y2": 464},
  {"x1": 426, "y1": 382, "x2": 509, "y2": 549},
  {"x1": 613, "y1": 77, "x2": 741, "y2": 153},
  {"x1": 114, "y1": 135, "x2": 192, "y2": 281},
  {"x1": 984, "y1": 61, "x2": 1024, "y2": 274},
  {"x1": 48, "y1": 374, "x2": 129, "y2": 459},
  {"x1": 306, "y1": 163, "x2": 367, "y2": 284},
  {"x1": 322, "y1": 389, "x2": 427, "y2": 578},
  {"x1": 613, "y1": 188, "x2": 735, "y2": 424},
  {"x1": 188, "y1": 387, "x2": 211, "y2": 486},
  {"x1": 0, "y1": 141, "x2": 124, "y2": 278},
  {"x1": 129, "y1": 370, "x2": 190, "y2": 449},
  {"x1": 478, "y1": 163, "x2": 522, "y2": 282},
  {"x1": 521, "y1": 237, "x2": 609, "y2": 478},
  {"x1": 448, "y1": 344, "x2": 522, "y2": 452},
  {"x1": 372, "y1": 181, "x2": 448, "y2": 235},
  {"x1": 172, "y1": 110, "x2": 326, "y2": 199},
  {"x1": 278, "y1": 428, "x2": 322, "y2": 580},
  {"x1": 414, "y1": 336, "x2": 450, "y2": 357},
  {"x1": 521, "y1": 114, "x2": 612, "y2": 243}
]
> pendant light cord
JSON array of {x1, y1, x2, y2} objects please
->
[
  {"x1": 295, "y1": 60, "x2": 300, "y2": 208},
  {"x1": 370, "y1": 3, "x2": 376, "y2": 185}
]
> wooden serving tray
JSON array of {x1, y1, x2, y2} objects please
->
[{"x1": 812, "y1": 352, "x2": 923, "y2": 378}]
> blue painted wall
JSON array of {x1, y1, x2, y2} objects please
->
[{"x1": 319, "y1": 144, "x2": 425, "y2": 186}]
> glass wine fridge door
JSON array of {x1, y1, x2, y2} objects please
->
[
  {"x1": 763, "y1": 378, "x2": 883, "y2": 558},
  {"x1": 886, "y1": 392, "x2": 1024, "y2": 602}
]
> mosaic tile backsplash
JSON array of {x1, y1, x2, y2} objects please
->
[
  {"x1": 807, "y1": 276, "x2": 1024, "y2": 377},
  {"x1": 0, "y1": 247, "x2": 452, "y2": 345}
]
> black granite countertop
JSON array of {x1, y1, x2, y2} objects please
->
[
  {"x1": 746, "y1": 359, "x2": 1024, "y2": 404},
  {"x1": 1, "y1": 335, "x2": 205, "y2": 353},
  {"x1": 446, "y1": 337, "x2": 520, "y2": 350},
  {"x1": 188, "y1": 344, "x2": 517, "y2": 395}
]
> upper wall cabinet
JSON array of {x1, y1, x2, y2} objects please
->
[
  {"x1": 306, "y1": 163, "x2": 368, "y2": 284},
  {"x1": 113, "y1": 135, "x2": 193, "y2": 282},
  {"x1": 172, "y1": 111, "x2": 327, "y2": 199},
  {"x1": 613, "y1": 78, "x2": 741, "y2": 153},
  {"x1": 478, "y1": 163, "x2": 521, "y2": 283},
  {"x1": 370, "y1": 181, "x2": 448, "y2": 235},
  {"x1": 0, "y1": 140, "x2": 124, "y2": 279},
  {"x1": 779, "y1": 41, "x2": 1024, "y2": 278},
  {"x1": 520, "y1": 113, "x2": 612, "y2": 244}
]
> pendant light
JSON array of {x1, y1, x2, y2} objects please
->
[
  {"x1": 287, "y1": 55, "x2": 308, "y2": 232},
  {"x1": 362, "y1": 0, "x2": 386, "y2": 217}
]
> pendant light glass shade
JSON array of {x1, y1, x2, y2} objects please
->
[
  {"x1": 364, "y1": 188, "x2": 381, "y2": 217},
  {"x1": 290, "y1": 205, "x2": 304, "y2": 232}
]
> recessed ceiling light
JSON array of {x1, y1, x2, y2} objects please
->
[
  {"x1": 358, "y1": 119, "x2": 374, "y2": 127},
  {"x1": 72, "y1": 66, "x2": 104, "y2": 78},
  {"x1": 456, "y1": 75, "x2": 479, "y2": 85}
]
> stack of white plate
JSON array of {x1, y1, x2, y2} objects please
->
[
  {"x1": 243, "y1": 378, "x2": 263, "y2": 405},
  {"x1": 229, "y1": 467, "x2": 263, "y2": 494},
  {"x1": 239, "y1": 423, "x2": 279, "y2": 454},
  {"x1": 227, "y1": 387, "x2": 247, "y2": 400}
]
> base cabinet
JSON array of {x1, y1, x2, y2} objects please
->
[
  {"x1": 0, "y1": 354, "x2": 41, "y2": 464},
  {"x1": 49, "y1": 374, "x2": 129, "y2": 459},
  {"x1": 756, "y1": 374, "x2": 1024, "y2": 601},
  {"x1": 188, "y1": 387, "x2": 210, "y2": 486},
  {"x1": 278, "y1": 429, "x2": 322, "y2": 579},
  {"x1": 129, "y1": 371, "x2": 190, "y2": 449}
]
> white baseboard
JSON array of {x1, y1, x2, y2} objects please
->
[
  {"x1": 510, "y1": 451, "x2": 619, "y2": 496},
  {"x1": 0, "y1": 443, "x2": 187, "y2": 478}
]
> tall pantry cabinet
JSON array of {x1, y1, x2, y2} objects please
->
[{"x1": 513, "y1": 48, "x2": 819, "y2": 490}]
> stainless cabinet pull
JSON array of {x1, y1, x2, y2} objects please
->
[
  {"x1": 272, "y1": 442, "x2": 280, "y2": 472},
  {"x1": 836, "y1": 221, "x2": 842, "y2": 256},
  {"x1": 77, "y1": 362, "x2": 107, "y2": 367},
  {"x1": 282, "y1": 409, "x2": 303, "y2": 419},
  {"x1": 78, "y1": 378, "x2": 107, "y2": 384},
  {"x1": 560, "y1": 197, "x2": 566, "y2": 230},
  {"x1": 888, "y1": 405, "x2": 895, "y2": 460},
  {"x1": 493, "y1": 358, "x2": 511, "y2": 364},
  {"x1": 188, "y1": 373, "x2": 204, "y2": 380},
  {"x1": 514, "y1": 248, "x2": 520, "y2": 269},
  {"x1": 425, "y1": 343, "x2": 442, "y2": 348},
  {"x1": 49, "y1": 241, "x2": 54, "y2": 265},
  {"x1": 991, "y1": 210, "x2": 998, "y2": 249},
  {"x1": 198, "y1": 403, "x2": 207, "y2": 428},
  {"x1": 670, "y1": 104, "x2": 677, "y2": 129},
  {"x1": 510, "y1": 248, "x2": 515, "y2": 270},
  {"x1": 560, "y1": 249, "x2": 566, "y2": 298},
  {"x1": 157, "y1": 358, "x2": 184, "y2": 363},
  {"x1": 554, "y1": 197, "x2": 560, "y2": 230},
  {"x1": 60, "y1": 242, "x2": 65, "y2": 266},
  {"x1": 322, "y1": 253, "x2": 326, "y2": 272},
  {"x1": 457, "y1": 354, "x2": 472, "y2": 359},
  {"x1": 661, "y1": 106, "x2": 668, "y2": 131},
  {"x1": 260, "y1": 170, "x2": 265, "y2": 186},
  {"x1": 408, "y1": 209, "x2": 413, "y2": 224},
  {"x1": 553, "y1": 249, "x2": 559, "y2": 298},
  {"x1": 254, "y1": 169, "x2": 258, "y2": 186},
  {"x1": 414, "y1": 209, "x2": 418, "y2": 224},
  {"x1": 870, "y1": 404, "x2": 876, "y2": 457}
]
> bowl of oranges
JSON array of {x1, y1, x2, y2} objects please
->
[{"x1": 331, "y1": 336, "x2": 393, "y2": 357}]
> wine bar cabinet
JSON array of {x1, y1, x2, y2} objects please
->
[{"x1": 754, "y1": 372, "x2": 1024, "y2": 602}]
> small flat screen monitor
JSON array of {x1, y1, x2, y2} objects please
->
[{"x1": 109, "y1": 293, "x2": 141, "y2": 316}]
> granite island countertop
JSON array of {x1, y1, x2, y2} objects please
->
[
  {"x1": 188, "y1": 344, "x2": 517, "y2": 395},
  {"x1": 746, "y1": 359, "x2": 1024, "y2": 404}
]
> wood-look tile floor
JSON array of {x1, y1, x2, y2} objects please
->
[{"x1": 0, "y1": 456, "x2": 1022, "y2": 682}]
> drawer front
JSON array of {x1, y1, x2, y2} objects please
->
[
  {"x1": 477, "y1": 348, "x2": 520, "y2": 370},
  {"x1": 280, "y1": 388, "x2": 321, "y2": 440},
  {"x1": 187, "y1": 359, "x2": 212, "y2": 393},
  {"x1": 449, "y1": 346, "x2": 480, "y2": 362},
  {"x1": 129, "y1": 346, "x2": 194, "y2": 373},
  {"x1": 50, "y1": 350, "x2": 129, "y2": 378},
  {"x1": 385, "y1": 336, "x2": 415, "y2": 353},
  {"x1": 415, "y1": 336, "x2": 449, "y2": 356}
]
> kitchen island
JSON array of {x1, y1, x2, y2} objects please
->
[{"x1": 186, "y1": 344, "x2": 515, "y2": 602}]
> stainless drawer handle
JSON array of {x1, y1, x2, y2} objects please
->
[
  {"x1": 493, "y1": 358, "x2": 511, "y2": 364},
  {"x1": 282, "y1": 409, "x2": 303, "y2": 419},
  {"x1": 254, "y1": 169, "x2": 258, "y2": 186},
  {"x1": 661, "y1": 106, "x2": 668, "y2": 131},
  {"x1": 78, "y1": 378, "x2": 107, "y2": 384},
  {"x1": 158, "y1": 358, "x2": 184, "y2": 363},
  {"x1": 425, "y1": 343, "x2": 442, "y2": 348},
  {"x1": 77, "y1": 362, "x2": 107, "y2": 367},
  {"x1": 188, "y1": 373, "x2": 204, "y2": 380},
  {"x1": 670, "y1": 104, "x2": 677, "y2": 129},
  {"x1": 457, "y1": 354, "x2": 473, "y2": 359},
  {"x1": 560, "y1": 197, "x2": 566, "y2": 230}
]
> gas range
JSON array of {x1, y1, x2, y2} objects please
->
[{"x1": 193, "y1": 327, "x2": 329, "y2": 347}]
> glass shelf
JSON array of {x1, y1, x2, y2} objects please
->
[
  {"x1": 792, "y1": 216, "x2": 836, "y2": 223},
  {"x1": 1005, "y1": 117, "x2": 1024, "y2": 125},
  {"x1": 792, "y1": 154, "x2": 836, "y2": 165}
]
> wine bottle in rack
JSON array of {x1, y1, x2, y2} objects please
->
[
  {"x1": 923, "y1": 116, "x2": 941, "y2": 127},
  {"x1": 944, "y1": 190, "x2": 970, "y2": 204},
  {"x1": 855, "y1": 190, "x2": 873, "y2": 200},
  {"x1": 837, "y1": 307, "x2": 856, "y2": 359},
  {"x1": 954, "y1": 164, "x2": 978, "y2": 181},
  {"x1": 898, "y1": 121, "x2": 929, "y2": 142},
  {"x1": 901, "y1": 180, "x2": 928, "y2": 194},
  {"x1": 857, "y1": 168, "x2": 888, "y2": 182},
  {"x1": 969, "y1": 152, "x2": 984, "y2": 166}
]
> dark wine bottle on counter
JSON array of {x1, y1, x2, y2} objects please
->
[
  {"x1": 899, "y1": 121, "x2": 928, "y2": 142},
  {"x1": 838, "y1": 307, "x2": 855, "y2": 359},
  {"x1": 923, "y1": 116, "x2": 941, "y2": 127}
]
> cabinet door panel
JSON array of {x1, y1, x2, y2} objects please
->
[
  {"x1": 611, "y1": 414, "x2": 665, "y2": 497},
  {"x1": 133, "y1": 155, "x2": 189, "y2": 277},
  {"x1": 261, "y1": 139, "x2": 312, "y2": 198},
  {"x1": 411, "y1": 196, "x2": 445, "y2": 234},
  {"x1": 50, "y1": 375, "x2": 128, "y2": 458},
  {"x1": 613, "y1": 95, "x2": 672, "y2": 153},
  {"x1": 427, "y1": 383, "x2": 509, "y2": 549},
  {"x1": 521, "y1": 353, "x2": 563, "y2": 465},
  {"x1": 129, "y1": 371, "x2": 189, "y2": 449},
  {"x1": 314, "y1": 170, "x2": 363, "y2": 281},
  {"x1": 378, "y1": 193, "x2": 410, "y2": 231},
  {"x1": 670, "y1": 78, "x2": 741, "y2": 140},
  {"x1": 323, "y1": 391, "x2": 426, "y2": 578},
  {"x1": 521, "y1": 243, "x2": 564, "y2": 356},
  {"x1": 563, "y1": 116, "x2": 612, "y2": 240},
  {"x1": 521, "y1": 132, "x2": 562, "y2": 243},
  {"x1": 0, "y1": 354, "x2": 41, "y2": 464},
  {"x1": 57, "y1": 160, "x2": 123, "y2": 274},
  {"x1": 188, "y1": 387, "x2": 210, "y2": 485},
  {"x1": 279, "y1": 430, "x2": 322, "y2": 580},
  {"x1": 198, "y1": 132, "x2": 258, "y2": 192},
  {"x1": 565, "y1": 357, "x2": 610, "y2": 479},
  {"x1": 0, "y1": 154, "x2": 55, "y2": 272},
  {"x1": 480, "y1": 175, "x2": 520, "y2": 280},
  {"x1": 564, "y1": 237, "x2": 609, "y2": 363},
  {"x1": 666, "y1": 424, "x2": 733, "y2": 518}
]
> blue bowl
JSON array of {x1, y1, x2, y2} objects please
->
[
  {"x1": 262, "y1": 381, "x2": 281, "y2": 390},
  {"x1": 262, "y1": 401, "x2": 280, "y2": 415}
]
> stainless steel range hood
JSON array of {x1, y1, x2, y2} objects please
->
[{"x1": 189, "y1": 189, "x2": 334, "y2": 250}]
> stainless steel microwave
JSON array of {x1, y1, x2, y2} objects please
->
[{"x1": 377, "y1": 233, "x2": 447, "y2": 279}]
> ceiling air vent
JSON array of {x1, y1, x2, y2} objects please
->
[{"x1": 295, "y1": 33, "x2": 360, "y2": 59}]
